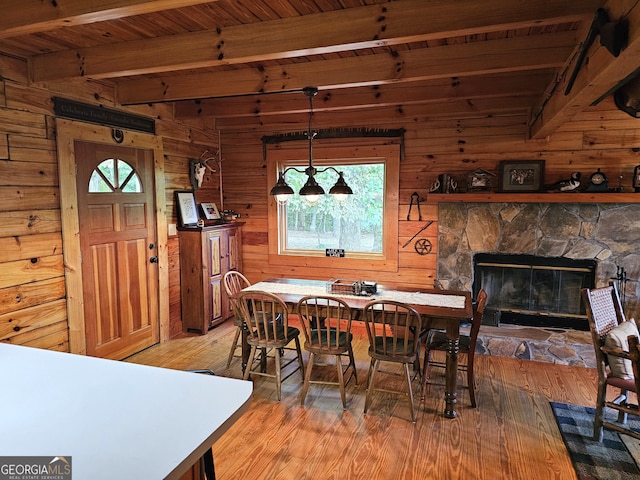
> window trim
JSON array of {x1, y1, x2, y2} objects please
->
[{"x1": 267, "y1": 144, "x2": 399, "y2": 272}]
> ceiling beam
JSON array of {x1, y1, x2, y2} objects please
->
[
  {"x1": 174, "y1": 71, "x2": 553, "y2": 119},
  {"x1": 0, "y1": 1, "x2": 217, "y2": 39},
  {"x1": 116, "y1": 31, "x2": 576, "y2": 104},
  {"x1": 213, "y1": 95, "x2": 538, "y2": 132},
  {"x1": 530, "y1": 0, "x2": 640, "y2": 139},
  {"x1": 29, "y1": 0, "x2": 599, "y2": 82}
]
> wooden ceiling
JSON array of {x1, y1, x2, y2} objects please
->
[{"x1": 2, "y1": 0, "x2": 639, "y2": 138}]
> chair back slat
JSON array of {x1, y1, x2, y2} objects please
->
[
  {"x1": 468, "y1": 289, "x2": 488, "y2": 352},
  {"x1": 223, "y1": 271, "x2": 250, "y2": 297},
  {"x1": 223, "y1": 271, "x2": 251, "y2": 318},
  {"x1": 582, "y1": 284, "x2": 627, "y2": 377},
  {"x1": 237, "y1": 290, "x2": 289, "y2": 343},
  {"x1": 582, "y1": 285, "x2": 626, "y2": 338},
  {"x1": 297, "y1": 296, "x2": 352, "y2": 353},
  {"x1": 363, "y1": 300, "x2": 422, "y2": 360}
]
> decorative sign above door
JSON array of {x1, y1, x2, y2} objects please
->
[{"x1": 53, "y1": 97, "x2": 155, "y2": 134}]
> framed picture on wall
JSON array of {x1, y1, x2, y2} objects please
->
[
  {"x1": 498, "y1": 160, "x2": 545, "y2": 192},
  {"x1": 200, "y1": 202, "x2": 221, "y2": 220},
  {"x1": 175, "y1": 190, "x2": 199, "y2": 226}
]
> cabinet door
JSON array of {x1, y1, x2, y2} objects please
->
[
  {"x1": 208, "y1": 233, "x2": 222, "y2": 277},
  {"x1": 210, "y1": 278, "x2": 223, "y2": 324},
  {"x1": 228, "y1": 228, "x2": 241, "y2": 271}
]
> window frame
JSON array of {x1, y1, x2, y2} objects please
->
[{"x1": 267, "y1": 144, "x2": 399, "y2": 272}]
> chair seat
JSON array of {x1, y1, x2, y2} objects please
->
[
  {"x1": 427, "y1": 331, "x2": 471, "y2": 352},
  {"x1": 248, "y1": 325, "x2": 300, "y2": 347},
  {"x1": 306, "y1": 329, "x2": 352, "y2": 350},
  {"x1": 369, "y1": 337, "x2": 418, "y2": 363}
]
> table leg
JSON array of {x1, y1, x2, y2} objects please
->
[
  {"x1": 444, "y1": 322, "x2": 459, "y2": 418},
  {"x1": 241, "y1": 324, "x2": 250, "y2": 375}
]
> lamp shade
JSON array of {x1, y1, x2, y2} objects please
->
[
  {"x1": 329, "y1": 172, "x2": 353, "y2": 197},
  {"x1": 270, "y1": 172, "x2": 294, "y2": 203},
  {"x1": 299, "y1": 175, "x2": 325, "y2": 197}
]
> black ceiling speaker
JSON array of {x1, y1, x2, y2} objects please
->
[
  {"x1": 614, "y1": 72, "x2": 640, "y2": 118},
  {"x1": 599, "y1": 17, "x2": 628, "y2": 57}
]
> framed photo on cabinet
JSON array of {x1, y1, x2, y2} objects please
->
[
  {"x1": 498, "y1": 160, "x2": 545, "y2": 192},
  {"x1": 200, "y1": 202, "x2": 221, "y2": 220},
  {"x1": 175, "y1": 190, "x2": 199, "y2": 227}
]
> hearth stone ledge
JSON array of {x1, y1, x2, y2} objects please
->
[{"x1": 469, "y1": 324, "x2": 595, "y2": 368}]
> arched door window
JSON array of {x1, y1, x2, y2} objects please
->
[{"x1": 88, "y1": 158, "x2": 142, "y2": 193}]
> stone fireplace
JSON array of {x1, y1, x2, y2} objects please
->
[
  {"x1": 435, "y1": 202, "x2": 639, "y2": 366},
  {"x1": 436, "y1": 202, "x2": 640, "y2": 325}
]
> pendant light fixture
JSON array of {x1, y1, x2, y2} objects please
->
[{"x1": 270, "y1": 86, "x2": 353, "y2": 204}]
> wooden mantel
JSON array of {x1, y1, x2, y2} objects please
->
[{"x1": 425, "y1": 193, "x2": 640, "y2": 204}]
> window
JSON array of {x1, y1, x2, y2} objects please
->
[
  {"x1": 88, "y1": 158, "x2": 142, "y2": 193},
  {"x1": 268, "y1": 144, "x2": 399, "y2": 272},
  {"x1": 282, "y1": 162, "x2": 384, "y2": 255}
]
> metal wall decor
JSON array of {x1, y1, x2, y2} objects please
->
[{"x1": 262, "y1": 127, "x2": 405, "y2": 161}]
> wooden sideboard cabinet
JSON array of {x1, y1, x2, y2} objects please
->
[{"x1": 178, "y1": 223, "x2": 243, "y2": 334}]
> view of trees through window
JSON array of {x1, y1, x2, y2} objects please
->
[
  {"x1": 89, "y1": 158, "x2": 142, "y2": 193},
  {"x1": 283, "y1": 163, "x2": 384, "y2": 253}
]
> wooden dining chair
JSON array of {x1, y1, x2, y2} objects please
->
[
  {"x1": 582, "y1": 283, "x2": 640, "y2": 441},
  {"x1": 237, "y1": 290, "x2": 305, "y2": 401},
  {"x1": 363, "y1": 300, "x2": 423, "y2": 422},
  {"x1": 297, "y1": 295, "x2": 358, "y2": 408},
  {"x1": 422, "y1": 288, "x2": 487, "y2": 407},
  {"x1": 223, "y1": 270, "x2": 251, "y2": 368}
]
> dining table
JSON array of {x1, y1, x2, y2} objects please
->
[{"x1": 240, "y1": 277, "x2": 473, "y2": 418}]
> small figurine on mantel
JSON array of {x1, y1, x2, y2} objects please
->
[
  {"x1": 429, "y1": 174, "x2": 458, "y2": 193},
  {"x1": 544, "y1": 171, "x2": 581, "y2": 192}
]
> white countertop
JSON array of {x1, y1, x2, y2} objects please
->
[{"x1": 0, "y1": 343, "x2": 252, "y2": 479}]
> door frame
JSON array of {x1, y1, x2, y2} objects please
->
[{"x1": 56, "y1": 119, "x2": 169, "y2": 355}]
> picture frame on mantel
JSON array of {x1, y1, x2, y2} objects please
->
[
  {"x1": 498, "y1": 160, "x2": 545, "y2": 192},
  {"x1": 175, "y1": 190, "x2": 199, "y2": 227},
  {"x1": 200, "y1": 202, "x2": 221, "y2": 220}
]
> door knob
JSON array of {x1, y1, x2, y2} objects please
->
[{"x1": 149, "y1": 256, "x2": 158, "y2": 263}]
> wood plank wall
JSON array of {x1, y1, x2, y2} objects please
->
[
  {"x1": 2, "y1": 46, "x2": 640, "y2": 351},
  {"x1": 0, "y1": 54, "x2": 221, "y2": 349},
  {"x1": 219, "y1": 99, "x2": 640, "y2": 289}
]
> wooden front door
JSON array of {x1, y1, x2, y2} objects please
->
[{"x1": 75, "y1": 141, "x2": 160, "y2": 359}]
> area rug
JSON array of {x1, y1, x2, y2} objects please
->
[{"x1": 551, "y1": 401, "x2": 640, "y2": 479}]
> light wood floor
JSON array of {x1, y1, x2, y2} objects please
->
[{"x1": 127, "y1": 319, "x2": 599, "y2": 480}]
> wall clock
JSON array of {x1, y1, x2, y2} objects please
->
[{"x1": 585, "y1": 168, "x2": 609, "y2": 192}]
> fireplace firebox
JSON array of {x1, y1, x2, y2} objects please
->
[{"x1": 472, "y1": 253, "x2": 596, "y2": 330}]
